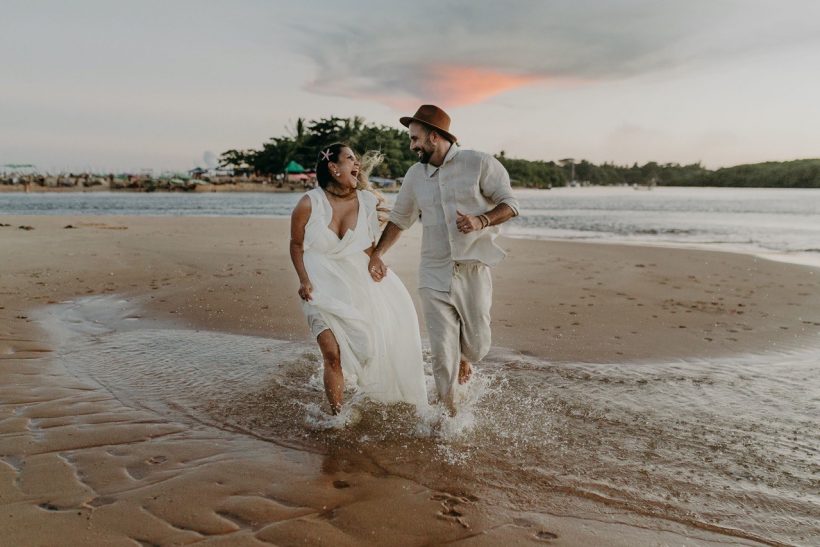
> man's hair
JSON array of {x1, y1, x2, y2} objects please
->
[{"x1": 418, "y1": 122, "x2": 456, "y2": 144}]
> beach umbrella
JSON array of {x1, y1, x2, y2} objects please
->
[{"x1": 285, "y1": 161, "x2": 305, "y2": 174}]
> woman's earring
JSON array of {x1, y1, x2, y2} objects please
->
[{"x1": 335, "y1": 171, "x2": 340, "y2": 176}]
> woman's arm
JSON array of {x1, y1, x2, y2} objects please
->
[{"x1": 290, "y1": 195, "x2": 313, "y2": 301}]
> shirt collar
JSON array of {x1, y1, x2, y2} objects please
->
[{"x1": 424, "y1": 143, "x2": 460, "y2": 177}]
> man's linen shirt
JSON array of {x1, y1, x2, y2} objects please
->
[{"x1": 388, "y1": 144, "x2": 519, "y2": 291}]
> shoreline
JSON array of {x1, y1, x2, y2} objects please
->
[
  {"x1": 0, "y1": 182, "x2": 307, "y2": 193},
  {"x1": 503, "y1": 230, "x2": 820, "y2": 271},
  {"x1": 2, "y1": 215, "x2": 818, "y2": 544}
]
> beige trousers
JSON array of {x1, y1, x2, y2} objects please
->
[{"x1": 419, "y1": 262, "x2": 493, "y2": 400}]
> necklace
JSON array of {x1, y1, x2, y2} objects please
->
[{"x1": 323, "y1": 185, "x2": 356, "y2": 199}]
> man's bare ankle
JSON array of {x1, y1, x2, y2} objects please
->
[{"x1": 458, "y1": 360, "x2": 473, "y2": 384}]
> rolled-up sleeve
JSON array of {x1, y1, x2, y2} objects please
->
[
  {"x1": 479, "y1": 155, "x2": 519, "y2": 216},
  {"x1": 387, "y1": 180, "x2": 419, "y2": 230}
]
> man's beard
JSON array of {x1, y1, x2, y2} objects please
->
[{"x1": 417, "y1": 147, "x2": 433, "y2": 164}]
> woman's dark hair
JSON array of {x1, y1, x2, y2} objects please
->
[{"x1": 315, "y1": 142, "x2": 350, "y2": 189}]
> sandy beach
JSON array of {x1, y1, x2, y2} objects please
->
[{"x1": 1, "y1": 215, "x2": 818, "y2": 546}]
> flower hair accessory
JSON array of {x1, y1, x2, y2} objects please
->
[{"x1": 319, "y1": 148, "x2": 332, "y2": 161}]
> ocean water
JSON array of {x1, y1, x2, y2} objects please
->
[
  {"x1": 0, "y1": 190, "x2": 304, "y2": 218},
  {"x1": 39, "y1": 297, "x2": 820, "y2": 546},
  {"x1": 508, "y1": 187, "x2": 820, "y2": 267},
  {"x1": 2, "y1": 187, "x2": 819, "y2": 265}
]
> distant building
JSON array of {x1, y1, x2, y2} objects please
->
[
  {"x1": 188, "y1": 167, "x2": 207, "y2": 180},
  {"x1": 188, "y1": 166, "x2": 236, "y2": 180}
]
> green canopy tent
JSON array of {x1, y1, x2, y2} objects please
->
[{"x1": 285, "y1": 161, "x2": 305, "y2": 174}]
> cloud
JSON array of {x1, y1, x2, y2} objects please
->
[
  {"x1": 294, "y1": 0, "x2": 820, "y2": 109},
  {"x1": 423, "y1": 65, "x2": 541, "y2": 106}
]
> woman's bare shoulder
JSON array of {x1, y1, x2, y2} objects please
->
[{"x1": 292, "y1": 193, "x2": 312, "y2": 216}]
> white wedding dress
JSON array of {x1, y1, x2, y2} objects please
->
[{"x1": 301, "y1": 188, "x2": 428, "y2": 408}]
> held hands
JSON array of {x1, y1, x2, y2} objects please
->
[
  {"x1": 298, "y1": 279, "x2": 313, "y2": 301},
  {"x1": 368, "y1": 253, "x2": 388, "y2": 282},
  {"x1": 456, "y1": 210, "x2": 484, "y2": 234}
]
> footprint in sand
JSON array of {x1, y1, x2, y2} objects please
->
[
  {"x1": 431, "y1": 492, "x2": 474, "y2": 528},
  {"x1": 88, "y1": 496, "x2": 117, "y2": 508},
  {"x1": 513, "y1": 519, "x2": 559, "y2": 542}
]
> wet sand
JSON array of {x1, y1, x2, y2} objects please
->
[{"x1": 1, "y1": 215, "x2": 818, "y2": 545}]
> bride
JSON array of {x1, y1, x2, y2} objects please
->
[{"x1": 289, "y1": 143, "x2": 428, "y2": 414}]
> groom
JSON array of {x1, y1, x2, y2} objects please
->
[{"x1": 368, "y1": 104, "x2": 519, "y2": 412}]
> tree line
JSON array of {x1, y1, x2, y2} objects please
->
[
  {"x1": 220, "y1": 116, "x2": 417, "y2": 179},
  {"x1": 220, "y1": 116, "x2": 820, "y2": 188},
  {"x1": 495, "y1": 154, "x2": 820, "y2": 188}
]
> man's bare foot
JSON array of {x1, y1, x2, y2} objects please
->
[{"x1": 458, "y1": 359, "x2": 472, "y2": 384}]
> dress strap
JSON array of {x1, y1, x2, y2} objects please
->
[
  {"x1": 302, "y1": 189, "x2": 327, "y2": 251},
  {"x1": 305, "y1": 188, "x2": 328, "y2": 227}
]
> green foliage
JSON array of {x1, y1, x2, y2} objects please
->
[
  {"x1": 705, "y1": 159, "x2": 820, "y2": 188},
  {"x1": 221, "y1": 117, "x2": 820, "y2": 187},
  {"x1": 492, "y1": 154, "x2": 713, "y2": 188},
  {"x1": 496, "y1": 156, "x2": 819, "y2": 188},
  {"x1": 494, "y1": 151, "x2": 565, "y2": 188},
  {"x1": 218, "y1": 149, "x2": 249, "y2": 169},
  {"x1": 223, "y1": 116, "x2": 416, "y2": 178}
]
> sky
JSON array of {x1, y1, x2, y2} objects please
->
[{"x1": 2, "y1": 0, "x2": 820, "y2": 172}]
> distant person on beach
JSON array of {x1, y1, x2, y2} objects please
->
[
  {"x1": 289, "y1": 143, "x2": 428, "y2": 415},
  {"x1": 368, "y1": 105, "x2": 519, "y2": 414}
]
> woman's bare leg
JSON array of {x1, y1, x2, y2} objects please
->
[{"x1": 317, "y1": 329, "x2": 343, "y2": 414}]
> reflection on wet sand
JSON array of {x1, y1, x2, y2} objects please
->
[{"x1": 39, "y1": 296, "x2": 820, "y2": 546}]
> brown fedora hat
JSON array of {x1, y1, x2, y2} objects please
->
[{"x1": 400, "y1": 104, "x2": 457, "y2": 143}]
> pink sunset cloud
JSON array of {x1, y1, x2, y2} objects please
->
[
  {"x1": 304, "y1": 65, "x2": 546, "y2": 111},
  {"x1": 423, "y1": 65, "x2": 541, "y2": 107}
]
